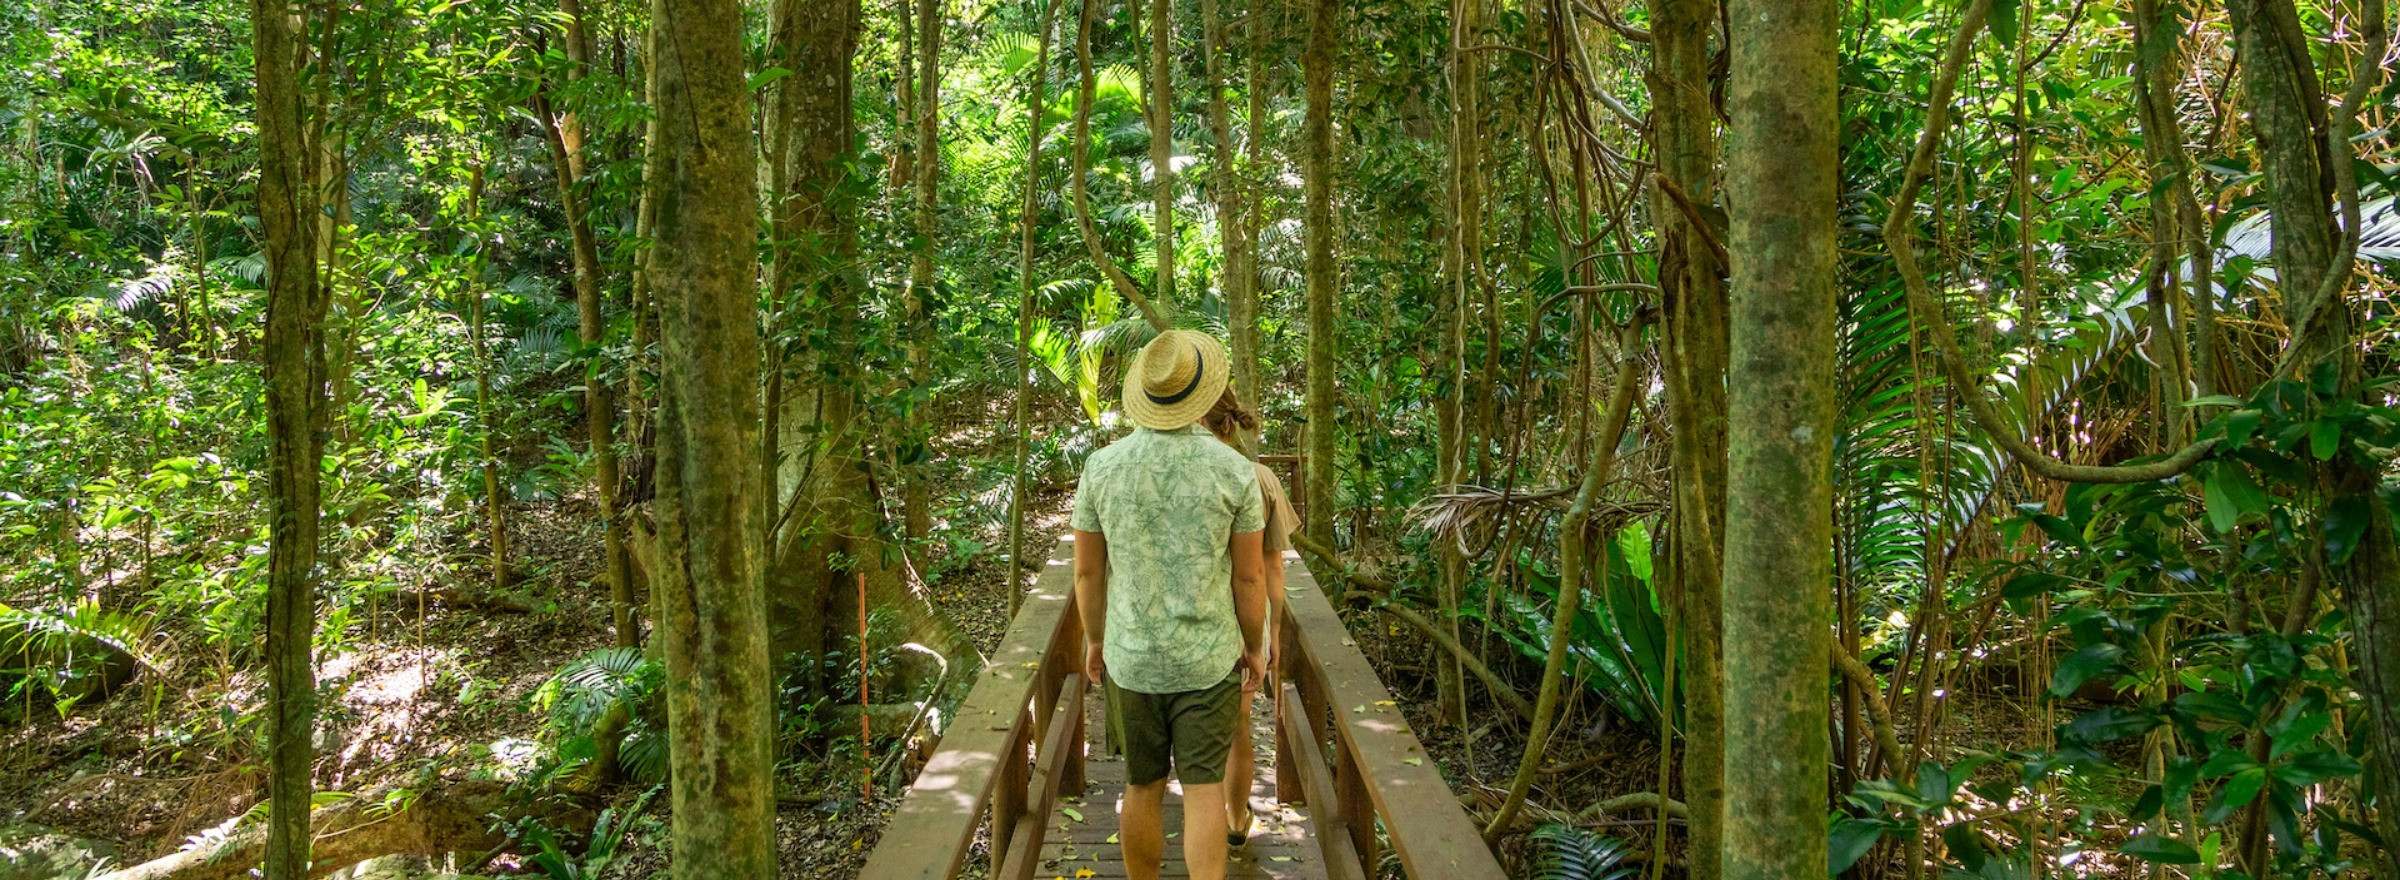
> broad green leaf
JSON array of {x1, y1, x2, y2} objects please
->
[
  {"x1": 2118, "y1": 834, "x2": 2200, "y2": 864},
  {"x1": 2050, "y1": 644, "x2": 2123, "y2": 697},
  {"x1": 1828, "y1": 817, "x2": 1885, "y2": 875},
  {"x1": 2201, "y1": 767, "x2": 2266, "y2": 824},
  {"x1": 2310, "y1": 419, "x2": 2341, "y2": 460}
]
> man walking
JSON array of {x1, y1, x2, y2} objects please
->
[{"x1": 1072, "y1": 329, "x2": 1270, "y2": 880}]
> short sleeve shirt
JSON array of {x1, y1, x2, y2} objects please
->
[
  {"x1": 1254, "y1": 463, "x2": 1299, "y2": 557},
  {"x1": 1071, "y1": 424, "x2": 1266, "y2": 694}
]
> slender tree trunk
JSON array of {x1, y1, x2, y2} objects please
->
[
  {"x1": 1433, "y1": 0, "x2": 1485, "y2": 730},
  {"x1": 465, "y1": 168, "x2": 507, "y2": 594},
  {"x1": 1483, "y1": 320, "x2": 1646, "y2": 842},
  {"x1": 1299, "y1": 0, "x2": 1337, "y2": 547},
  {"x1": 251, "y1": 0, "x2": 329, "y2": 874},
  {"x1": 1649, "y1": 0, "x2": 1728, "y2": 872},
  {"x1": 1721, "y1": 0, "x2": 1838, "y2": 875},
  {"x1": 1236, "y1": 1, "x2": 1268, "y2": 397},
  {"x1": 648, "y1": 0, "x2": 776, "y2": 873},
  {"x1": 536, "y1": 12, "x2": 633, "y2": 642},
  {"x1": 903, "y1": 0, "x2": 942, "y2": 541},
  {"x1": 1205, "y1": 0, "x2": 1249, "y2": 406},
  {"x1": 1149, "y1": 0, "x2": 1175, "y2": 308},
  {"x1": 1007, "y1": 0, "x2": 1061, "y2": 617}
]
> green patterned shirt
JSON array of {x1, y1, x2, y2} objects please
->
[{"x1": 1071, "y1": 424, "x2": 1266, "y2": 694}]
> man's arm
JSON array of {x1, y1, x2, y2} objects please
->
[
  {"x1": 1230, "y1": 529, "x2": 1267, "y2": 687},
  {"x1": 1073, "y1": 530, "x2": 1108, "y2": 681}
]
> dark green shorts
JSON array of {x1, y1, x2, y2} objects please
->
[{"x1": 1108, "y1": 669, "x2": 1243, "y2": 786}]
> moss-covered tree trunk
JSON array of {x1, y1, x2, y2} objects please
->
[
  {"x1": 2223, "y1": 0, "x2": 2399, "y2": 866},
  {"x1": 648, "y1": 0, "x2": 777, "y2": 873},
  {"x1": 1205, "y1": 0, "x2": 1249, "y2": 406},
  {"x1": 252, "y1": 0, "x2": 328, "y2": 874},
  {"x1": 1721, "y1": 0, "x2": 1838, "y2": 874},
  {"x1": 902, "y1": 0, "x2": 942, "y2": 542},
  {"x1": 1429, "y1": 0, "x2": 1482, "y2": 730},
  {"x1": 1300, "y1": 0, "x2": 1337, "y2": 547},
  {"x1": 1648, "y1": 0, "x2": 1727, "y2": 873}
]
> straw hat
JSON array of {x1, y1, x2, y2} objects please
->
[{"x1": 1121, "y1": 329, "x2": 1230, "y2": 430}]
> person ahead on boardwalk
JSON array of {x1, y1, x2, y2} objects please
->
[
  {"x1": 1198, "y1": 386, "x2": 1298, "y2": 847},
  {"x1": 1071, "y1": 329, "x2": 1270, "y2": 880}
]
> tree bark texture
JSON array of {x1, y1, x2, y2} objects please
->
[
  {"x1": 251, "y1": 0, "x2": 328, "y2": 874},
  {"x1": 1647, "y1": 0, "x2": 1727, "y2": 873},
  {"x1": 648, "y1": 0, "x2": 778, "y2": 874},
  {"x1": 1300, "y1": 0, "x2": 1338, "y2": 546},
  {"x1": 903, "y1": 0, "x2": 943, "y2": 541},
  {"x1": 1721, "y1": 0, "x2": 1838, "y2": 875},
  {"x1": 1205, "y1": 0, "x2": 1252, "y2": 406},
  {"x1": 1149, "y1": 0, "x2": 1175, "y2": 309}
]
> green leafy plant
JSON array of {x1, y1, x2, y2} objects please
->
[{"x1": 1525, "y1": 824, "x2": 1637, "y2": 880}]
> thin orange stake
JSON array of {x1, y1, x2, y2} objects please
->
[{"x1": 859, "y1": 571, "x2": 872, "y2": 802}]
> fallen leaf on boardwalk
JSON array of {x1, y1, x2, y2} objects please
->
[
  {"x1": 1373, "y1": 700, "x2": 1396, "y2": 707},
  {"x1": 1075, "y1": 870, "x2": 1096, "y2": 878},
  {"x1": 1062, "y1": 807, "x2": 1085, "y2": 822},
  {"x1": 1351, "y1": 704, "x2": 1365, "y2": 713},
  {"x1": 1168, "y1": 832, "x2": 1179, "y2": 839},
  {"x1": 1106, "y1": 833, "x2": 1119, "y2": 844},
  {"x1": 1271, "y1": 856, "x2": 1294, "y2": 862},
  {"x1": 1403, "y1": 757, "x2": 1423, "y2": 766}
]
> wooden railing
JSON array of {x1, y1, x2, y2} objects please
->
[
  {"x1": 858, "y1": 535, "x2": 1087, "y2": 880},
  {"x1": 859, "y1": 534, "x2": 1507, "y2": 880},
  {"x1": 1273, "y1": 550, "x2": 1508, "y2": 880}
]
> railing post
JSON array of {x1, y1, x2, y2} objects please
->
[
  {"x1": 990, "y1": 716, "x2": 1027, "y2": 877},
  {"x1": 1273, "y1": 603, "x2": 1299, "y2": 804},
  {"x1": 1335, "y1": 741, "x2": 1379, "y2": 877}
]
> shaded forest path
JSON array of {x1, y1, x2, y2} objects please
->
[{"x1": 858, "y1": 538, "x2": 1509, "y2": 880}]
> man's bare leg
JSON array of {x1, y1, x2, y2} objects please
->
[
  {"x1": 1123, "y1": 779, "x2": 1168, "y2": 880},
  {"x1": 1182, "y1": 778, "x2": 1231, "y2": 880},
  {"x1": 1223, "y1": 696, "x2": 1256, "y2": 836}
]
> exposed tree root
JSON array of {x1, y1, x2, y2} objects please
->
[{"x1": 93, "y1": 780, "x2": 594, "y2": 880}]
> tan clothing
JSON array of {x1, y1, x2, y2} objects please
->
[{"x1": 1254, "y1": 463, "x2": 1299, "y2": 556}]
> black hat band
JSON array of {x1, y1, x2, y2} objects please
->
[{"x1": 1145, "y1": 344, "x2": 1206, "y2": 406}]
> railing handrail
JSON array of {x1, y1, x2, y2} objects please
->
[
  {"x1": 1277, "y1": 552, "x2": 1511, "y2": 880},
  {"x1": 859, "y1": 535, "x2": 1084, "y2": 880}
]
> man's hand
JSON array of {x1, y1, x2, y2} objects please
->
[
  {"x1": 1085, "y1": 642, "x2": 1107, "y2": 684},
  {"x1": 1239, "y1": 648, "x2": 1269, "y2": 692}
]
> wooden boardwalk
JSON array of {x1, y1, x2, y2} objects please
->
[
  {"x1": 1032, "y1": 687, "x2": 1329, "y2": 880},
  {"x1": 858, "y1": 539, "x2": 1506, "y2": 880}
]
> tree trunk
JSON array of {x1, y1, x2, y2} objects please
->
[
  {"x1": 1205, "y1": 0, "x2": 1249, "y2": 406},
  {"x1": 1431, "y1": 0, "x2": 1482, "y2": 731},
  {"x1": 535, "y1": 3, "x2": 634, "y2": 645},
  {"x1": 1007, "y1": 0, "x2": 1061, "y2": 617},
  {"x1": 1721, "y1": 0, "x2": 1838, "y2": 875},
  {"x1": 251, "y1": 0, "x2": 329, "y2": 874},
  {"x1": 903, "y1": 0, "x2": 943, "y2": 542},
  {"x1": 1148, "y1": 0, "x2": 1175, "y2": 309},
  {"x1": 1648, "y1": 0, "x2": 1728, "y2": 874},
  {"x1": 2224, "y1": 0, "x2": 2399, "y2": 867},
  {"x1": 648, "y1": 0, "x2": 777, "y2": 874},
  {"x1": 763, "y1": 0, "x2": 975, "y2": 702},
  {"x1": 465, "y1": 167, "x2": 508, "y2": 593},
  {"x1": 1299, "y1": 0, "x2": 1337, "y2": 547}
]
